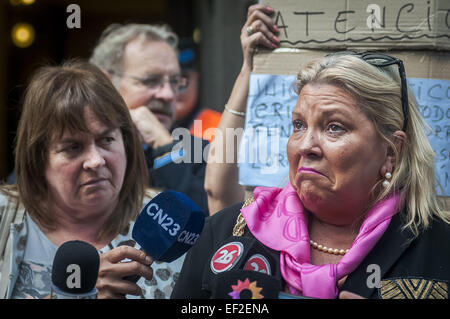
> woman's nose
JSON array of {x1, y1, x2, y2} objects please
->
[
  {"x1": 297, "y1": 129, "x2": 322, "y2": 159},
  {"x1": 83, "y1": 145, "x2": 106, "y2": 170}
]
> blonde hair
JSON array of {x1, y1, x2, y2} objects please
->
[{"x1": 295, "y1": 54, "x2": 449, "y2": 236}]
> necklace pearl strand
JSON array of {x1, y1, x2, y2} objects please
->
[{"x1": 309, "y1": 239, "x2": 349, "y2": 255}]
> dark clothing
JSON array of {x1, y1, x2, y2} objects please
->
[
  {"x1": 175, "y1": 106, "x2": 200, "y2": 130},
  {"x1": 146, "y1": 134, "x2": 209, "y2": 216},
  {"x1": 172, "y1": 202, "x2": 450, "y2": 299}
]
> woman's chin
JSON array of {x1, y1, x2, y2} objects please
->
[
  {"x1": 296, "y1": 185, "x2": 331, "y2": 213},
  {"x1": 79, "y1": 192, "x2": 117, "y2": 209}
]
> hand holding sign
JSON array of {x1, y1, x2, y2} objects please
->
[{"x1": 241, "y1": 4, "x2": 280, "y2": 71}]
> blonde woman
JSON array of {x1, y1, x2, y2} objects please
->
[{"x1": 173, "y1": 52, "x2": 450, "y2": 299}]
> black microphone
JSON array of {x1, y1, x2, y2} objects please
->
[
  {"x1": 51, "y1": 240, "x2": 100, "y2": 299},
  {"x1": 125, "y1": 190, "x2": 205, "y2": 282}
]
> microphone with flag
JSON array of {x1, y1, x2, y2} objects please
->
[
  {"x1": 51, "y1": 240, "x2": 100, "y2": 299},
  {"x1": 206, "y1": 236, "x2": 280, "y2": 279},
  {"x1": 205, "y1": 235, "x2": 280, "y2": 299},
  {"x1": 207, "y1": 236, "x2": 315, "y2": 299}
]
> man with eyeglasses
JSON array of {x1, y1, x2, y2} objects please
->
[{"x1": 90, "y1": 23, "x2": 209, "y2": 216}]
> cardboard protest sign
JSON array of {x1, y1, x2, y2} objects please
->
[
  {"x1": 409, "y1": 78, "x2": 450, "y2": 195},
  {"x1": 264, "y1": 0, "x2": 450, "y2": 50},
  {"x1": 238, "y1": 74, "x2": 296, "y2": 187}
]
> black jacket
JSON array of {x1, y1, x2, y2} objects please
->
[
  {"x1": 172, "y1": 202, "x2": 450, "y2": 299},
  {"x1": 146, "y1": 134, "x2": 209, "y2": 215}
]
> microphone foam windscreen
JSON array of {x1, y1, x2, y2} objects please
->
[
  {"x1": 211, "y1": 270, "x2": 281, "y2": 299},
  {"x1": 51, "y1": 240, "x2": 100, "y2": 294},
  {"x1": 132, "y1": 190, "x2": 205, "y2": 262}
]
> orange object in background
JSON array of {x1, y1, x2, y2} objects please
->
[{"x1": 189, "y1": 109, "x2": 222, "y2": 142}]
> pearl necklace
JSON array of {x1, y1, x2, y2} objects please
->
[{"x1": 309, "y1": 239, "x2": 349, "y2": 255}]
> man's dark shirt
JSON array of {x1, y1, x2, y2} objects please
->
[{"x1": 145, "y1": 134, "x2": 209, "y2": 216}]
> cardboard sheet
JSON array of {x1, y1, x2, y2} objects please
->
[{"x1": 263, "y1": 0, "x2": 450, "y2": 50}]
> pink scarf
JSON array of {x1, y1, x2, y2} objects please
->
[{"x1": 241, "y1": 183, "x2": 401, "y2": 299}]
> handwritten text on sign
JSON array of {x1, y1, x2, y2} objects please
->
[
  {"x1": 238, "y1": 74, "x2": 449, "y2": 196},
  {"x1": 265, "y1": 0, "x2": 450, "y2": 48}
]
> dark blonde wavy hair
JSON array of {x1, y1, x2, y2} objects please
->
[{"x1": 12, "y1": 59, "x2": 148, "y2": 239}]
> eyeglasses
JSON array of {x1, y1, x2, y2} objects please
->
[
  {"x1": 110, "y1": 71, "x2": 188, "y2": 93},
  {"x1": 326, "y1": 51, "x2": 409, "y2": 132}
]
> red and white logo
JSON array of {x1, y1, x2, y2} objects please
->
[
  {"x1": 244, "y1": 254, "x2": 271, "y2": 275},
  {"x1": 210, "y1": 242, "x2": 243, "y2": 274}
]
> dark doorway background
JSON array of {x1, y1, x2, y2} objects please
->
[{"x1": 0, "y1": 0, "x2": 255, "y2": 181}]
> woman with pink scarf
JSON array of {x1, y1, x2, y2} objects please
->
[{"x1": 172, "y1": 6, "x2": 450, "y2": 300}]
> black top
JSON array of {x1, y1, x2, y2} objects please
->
[
  {"x1": 145, "y1": 134, "x2": 209, "y2": 216},
  {"x1": 172, "y1": 202, "x2": 450, "y2": 299}
]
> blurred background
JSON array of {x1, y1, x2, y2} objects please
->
[{"x1": 0, "y1": 0, "x2": 256, "y2": 181}]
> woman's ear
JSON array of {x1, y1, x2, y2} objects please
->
[
  {"x1": 391, "y1": 130, "x2": 406, "y2": 155},
  {"x1": 379, "y1": 130, "x2": 406, "y2": 177}
]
